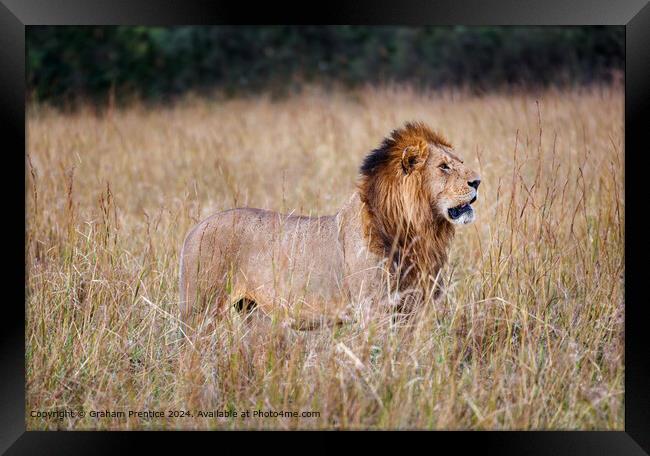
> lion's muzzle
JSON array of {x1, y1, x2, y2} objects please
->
[{"x1": 447, "y1": 188, "x2": 478, "y2": 224}]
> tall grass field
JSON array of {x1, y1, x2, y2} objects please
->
[{"x1": 26, "y1": 86, "x2": 624, "y2": 430}]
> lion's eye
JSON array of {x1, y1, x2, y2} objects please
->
[{"x1": 439, "y1": 163, "x2": 450, "y2": 171}]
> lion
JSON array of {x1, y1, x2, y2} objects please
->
[{"x1": 179, "y1": 122, "x2": 480, "y2": 329}]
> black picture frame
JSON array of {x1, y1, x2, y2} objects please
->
[{"x1": 3, "y1": 0, "x2": 649, "y2": 453}]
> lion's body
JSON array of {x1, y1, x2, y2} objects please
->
[
  {"x1": 179, "y1": 122, "x2": 480, "y2": 328},
  {"x1": 179, "y1": 194, "x2": 383, "y2": 328}
]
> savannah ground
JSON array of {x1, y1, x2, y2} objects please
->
[{"x1": 26, "y1": 85, "x2": 624, "y2": 430}]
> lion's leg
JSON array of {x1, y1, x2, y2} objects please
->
[
  {"x1": 283, "y1": 293, "x2": 358, "y2": 331},
  {"x1": 432, "y1": 276, "x2": 445, "y2": 301},
  {"x1": 386, "y1": 287, "x2": 427, "y2": 325},
  {"x1": 180, "y1": 267, "x2": 235, "y2": 339}
]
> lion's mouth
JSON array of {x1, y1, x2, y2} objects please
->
[{"x1": 448, "y1": 196, "x2": 477, "y2": 220}]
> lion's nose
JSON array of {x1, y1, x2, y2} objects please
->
[{"x1": 468, "y1": 179, "x2": 481, "y2": 189}]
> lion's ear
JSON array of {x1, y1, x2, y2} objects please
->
[{"x1": 400, "y1": 144, "x2": 429, "y2": 175}]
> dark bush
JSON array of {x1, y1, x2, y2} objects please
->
[{"x1": 27, "y1": 26, "x2": 624, "y2": 105}]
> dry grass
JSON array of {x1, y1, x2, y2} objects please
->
[{"x1": 26, "y1": 85, "x2": 624, "y2": 430}]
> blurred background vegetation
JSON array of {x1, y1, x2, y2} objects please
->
[{"x1": 27, "y1": 26, "x2": 624, "y2": 106}]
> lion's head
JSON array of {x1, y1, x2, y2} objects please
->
[{"x1": 359, "y1": 121, "x2": 481, "y2": 230}]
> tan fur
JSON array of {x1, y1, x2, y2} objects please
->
[{"x1": 179, "y1": 122, "x2": 480, "y2": 328}]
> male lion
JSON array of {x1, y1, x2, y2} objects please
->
[{"x1": 179, "y1": 122, "x2": 480, "y2": 329}]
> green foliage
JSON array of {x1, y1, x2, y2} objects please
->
[{"x1": 27, "y1": 26, "x2": 624, "y2": 105}]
